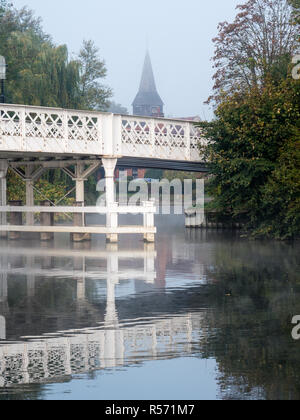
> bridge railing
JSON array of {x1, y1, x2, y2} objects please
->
[
  {"x1": 0, "y1": 104, "x2": 204, "y2": 161},
  {"x1": 0, "y1": 313, "x2": 197, "y2": 387},
  {"x1": 0, "y1": 201, "x2": 157, "y2": 242},
  {"x1": 0, "y1": 104, "x2": 106, "y2": 155},
  {"x1": 121, "y1": 115, "x2": 203, "y2": 161}
]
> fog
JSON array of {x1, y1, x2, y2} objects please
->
[{"x1": 12, "y1": 0, "x2": 241, "y2": 119}]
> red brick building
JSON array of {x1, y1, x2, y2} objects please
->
[{"x1": 115, "y1": 167, "x2": 147, "y2": 179}]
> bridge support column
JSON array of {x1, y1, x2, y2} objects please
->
[
  {"x1": 40, "y1": 201, "x2": 54, "y2": 241},
  {"x1": 74, "y1": 163, "x2": 89, "y2": 242},
  {"x1": 0, "y1": 160, "x2": 8, "y2": 238},
  {"x1": 25, "y1": 181, "x2": 34, "y2": 226},
  {"x1": 71, "y1": 201, "x2": 91, "y2": 243},
  {"x1": 102, "y1": 158, "x2": 118, "y2": 243},
  {"x1": 71, "y1": 162, "x2": 100, "y2": 242},
  {"x1": 24, "y1": 165, "x2": 45, "y2": 226},
  {"x1": 75, "y1": 163, "x2": 85, "y2": 204}
]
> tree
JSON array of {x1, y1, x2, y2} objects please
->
[
  {"x1": 210, "y1": 0, "x2": 299, "y2": 102},
  {"x1": 200, "y1": 75, "x2": 300, "y2": 239},
  {"x1": 0, "y1": 3, "x2": 50, "y2": 46},
  {"x1": 0, "y1": 4, "x2": 81, "y2": 107},
  {"x1": 108, "y1": 101, "x2": 128, "y2": 114},
  {"x1": 0, "y1": 0, "x2": 8, "y2": 15},
  {"x1": 78, "y1": 40, "x2": 112, "y2": 111},
  {"x1": 4, "y1": 33, "x2": 81, "y2": 107},
  {"x1": 202, "y1": 0, "x2": 300, "y2": 239},
  {"x1": 288, "y1": 0, "x2": 300, "y2": 25},
  {"x1": 0, "y1": 4, "x2": 112, "y2": 204}
]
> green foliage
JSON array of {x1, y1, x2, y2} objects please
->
[
  {"x1": 6, "y1": 36, "x2": 81, "y2": 107},
  {"x1": 78, "y1": 40, "x2": 112, "y2": 111},
  {"x1": 108, "y1": 101, "x2": 128, "y2": 114},
  {"x1": 7, "y1": 169, "x2": 25, "y2": 202},
  {"x1": 204, "y1": 0, "x2": 300, "y2": 240},
  {"x1": 258, "y1": 126, "x2": 300, "y2": 239},
  {"x1": 164, "y1": 170, "x2": 203, "y2": 183},
  {"x1": 0, "y1": 5, "x2": 112, "y2": 109},
  {"x1": 200, "y1": 75, "x2": 300, "y2": 240},
  {"x1": 7, "y1": 169, "x2": 74, "y2": 206},
  {"x1": 210, "y1": 0, "x2": 299, "y2": 103},
  {"x1": 145, "y1": 169, "x2": 164, "y2": 180},
  {"x1": 288, "y1": 0, "x2": 300, "y2": 25},
  {"x1": 0, "y1": 4, "x2": 80, "y2": 107},
  {"x1": 1, "y1": 4, "x2": 112, "y2": 203}
]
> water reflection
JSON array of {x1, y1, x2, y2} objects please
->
[
  {"x1": 0, "y1": 239, "x2": 200, "y2": 390},
  {"x1": 0, "y1": 224, "x2": 299, "y2": 400}
]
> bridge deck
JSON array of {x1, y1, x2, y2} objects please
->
[{"x1": 0, "y1": 104, "x2": 205, "y2": 163}]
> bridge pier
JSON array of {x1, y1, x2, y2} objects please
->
[
  {"x1": 74, "y1": 164, "x2": 89, "y2": 242},
  {"x1": 0, "y1": 161, "x2": 8, "y2": 239},
  {"x1": 63, "y1": 161, "x2": 101, "y2": 242},
  {"x1": 25, "y1": 167, "x2": 34, "y2": 226},
  {"x1": 23, "y1": 165, "x2": 44, "y2": 226},
  {"x1": 40, "y1": 201, "x2": 54, "y2": 241},
  {"x1": 102, "y1": 158, "x2": 118, "y2": 243}
]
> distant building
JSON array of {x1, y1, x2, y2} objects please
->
[
  {"x1": 115, "y1": 167, "x2": 146, "y2": 179},
  {"x1": 132, "y1": 51, "x2": 164, "y2": 118}
]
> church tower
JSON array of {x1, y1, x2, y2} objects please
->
[{"x1": 132, "y1": 51, "x2": 164, "y2": 118}]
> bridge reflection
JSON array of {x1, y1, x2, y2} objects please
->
[{"x1": 0, "y1": 241, "x2": 203, "y2": 388}]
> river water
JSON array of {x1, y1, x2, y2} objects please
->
[{"x1": 0, "y1": 214, "x2": 299, "y2": 400}]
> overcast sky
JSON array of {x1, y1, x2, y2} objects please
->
[{"x1": 12, "y1": 0, "x2": 241, "y2": 119}]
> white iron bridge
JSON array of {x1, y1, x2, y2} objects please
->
[
  {"x1": 0, "y1": 104, "x2": 206, "y2": 168},
  {"x1": 0, "y1": 104, "x2": 207, "y2": 243}
]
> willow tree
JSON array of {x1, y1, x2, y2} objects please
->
[
  {"x1": 0, "y1": 3, "x2": 81, "y2": 107},
  {"x1": 0, "y1": 3, "x2": 112, "y2": 204}
]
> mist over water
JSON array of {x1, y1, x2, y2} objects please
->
[{"x1": 0, "y1": 214, "x2": 299, "y2": 400}]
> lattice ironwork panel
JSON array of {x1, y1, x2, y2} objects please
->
[
  {"x1": 0, "y1": 353, "x2": 26, "y2": 386},
  {"x1": 121, "y1": 116, "x2": 203, "y2": 161},
  {"x1": 190, "y1": 125, "x2": 205, "y2": 161},
  {"x1": 68, "y1": 114, "x2": 99, "y2": 142},
  {"x1": 0, "y1": 105, "x2": 104, "y2": 156},
  {"x1": 0, "y1": 313, "x2": 198, "y2": 387},
  {"x1": 27, "y1": 348, "x2": 48, "y2": 383},
  {"x1": 25, "y1": 112, "x2": 64, "y2": 140},
  {"x1": 0, "y1": 109, "x2": 22, "y2": 137},
  {"x1": 153, "y1": 121, "x2": 187, "y2": 160},
  {"x1": 47, "y1": 345, "x2": 69, "y2": 378},
  {"x1": 121, "y1": 118, "x2": 152, "y2": 157},
  {"x1": 0, "y1": 108, "x2": 23, "y2": 153}
]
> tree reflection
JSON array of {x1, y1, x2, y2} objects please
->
[{"x1": 197, "y1": 239, "x2": 300, "y2": 400}]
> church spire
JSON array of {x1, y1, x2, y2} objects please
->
[
  {"x1": 132, "y1": 51, "x2": 164, "y2": 118},
  {"x1": 139, "y1": 51, "x2": 158, "y2": 93}
]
